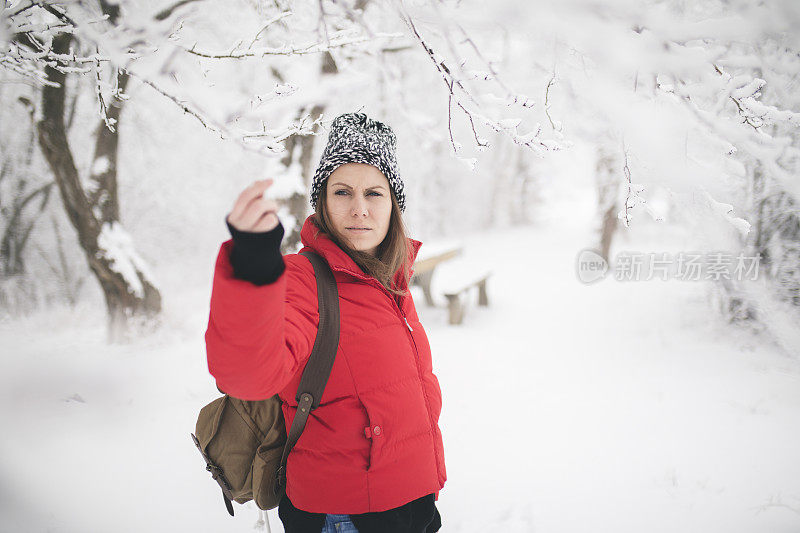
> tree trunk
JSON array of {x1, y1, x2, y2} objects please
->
[
  {"x1": 595, "y1": 144, "x2": 620, "y2": 263},
  {"x1": 488, "y1": 132, "x2": 514, "y2": 227},
  {"x1": 36, "y1": 33, "x2": 161, "y2": 342},
  {"x1": 0, "y1": 93, "x2": 53, "y2": 279},
  {"x1": 0, "y1": 181, "x2": 53, "y2": 277},
  {"x1": 279, "y1": 51, "x2": 337, "y2": 252},
  {"x1": 280, "y1": 103, "x2": 326, "y2": 253}
]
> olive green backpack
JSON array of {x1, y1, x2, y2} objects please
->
[{"x1": 191, "y1": 250, "x2": 340, "y2": 516}]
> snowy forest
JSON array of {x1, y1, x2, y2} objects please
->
[{"x1": 1, "y1": 0, "x2": 799, "y2": 531}]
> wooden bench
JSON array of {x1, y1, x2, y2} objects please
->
[
  {"x1": 411, "y1": 244, "x2": 462, "y2": 307},
  {"x1": 438, "y1": 268, "x2": 492, "y2": 325}
]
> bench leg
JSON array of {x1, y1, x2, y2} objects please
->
[
  {"x1": 478, "y1": 279, "x2": 489, "y2": 307},
  {"x1": 445, "y1": 294, "x2": 464, "y2": 325},
  {"x1": 414, "y1": 271, "x2": 436, "y2": 307}
]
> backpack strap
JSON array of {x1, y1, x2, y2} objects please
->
[{"x1": 276, "y1": 250, "x2": 340, "y2": 490}]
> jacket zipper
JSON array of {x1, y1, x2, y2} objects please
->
[
  {"x1": 332, "y1": 264, "x2": 443, "y2": 482},
  {"x1": 333, "y1": 266, "x2": 413, "y2": 331},
  {"x1": 394, "y1": 291, "x2": 443, "y2": 482}
]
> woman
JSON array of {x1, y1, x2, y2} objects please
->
[{"x1": 205, "y1": 113, "x2": 446, "y2": 533}]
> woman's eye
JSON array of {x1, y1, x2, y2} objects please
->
[{"x1": 334, "y1": 190, "x2": 381, "y2": 197}]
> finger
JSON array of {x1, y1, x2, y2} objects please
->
[
  {"x1": 230, "y1": 179, "x2": 274, "y2": 220},
  {"x1": 251, "y1": 212, "x2": 280, "y2": 233},
  {"x1": 235, "y1": 197, "x2": 280, "y2": 231},
  {"x1": 232, "y1": 194, "x2": 276, "y2": 228},
  {"x1": 232, "y1": 179, "x2": 273, "y2": 216}
]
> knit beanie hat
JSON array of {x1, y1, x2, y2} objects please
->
[{"x1": 310, "y1": 112, "x2": 406, "y2": 213}]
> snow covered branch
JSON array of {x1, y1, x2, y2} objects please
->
[
  {"x1": 394, "y1": 0, "x2": 565, "y2": 165},
  {"x1": 177, "y1": 30, "x2": 403, "y2": 59}
]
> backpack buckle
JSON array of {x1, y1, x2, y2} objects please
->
[{"x1": 275, "y1": 464, "x2": 287, "y2": 493}]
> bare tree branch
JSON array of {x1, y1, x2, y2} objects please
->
[
  {"x1": 178, "y1": 31, "x2": 401, "y2": 59},
  {"x1": 394, "y1": 0, "x2": 561, "y2": 156}
]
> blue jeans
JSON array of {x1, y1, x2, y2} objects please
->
[{"x1": 320, "y1": 513, "x2": 359, "y2": 533}]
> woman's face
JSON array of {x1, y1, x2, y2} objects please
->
[{"x1": 324, "y1": 162, "x2": 392, "y2": 257}]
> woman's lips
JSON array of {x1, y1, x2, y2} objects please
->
[{"x1": 346, "y1": 227, "x2": 371, "y2": 233}]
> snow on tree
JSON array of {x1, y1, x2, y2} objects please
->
[{"x1": 3, "y1": 0, "x2": 798, "y2": 350}]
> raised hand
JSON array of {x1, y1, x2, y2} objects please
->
[{"x1": 226, "y1": 179, "x2": 281, "y2": 233}]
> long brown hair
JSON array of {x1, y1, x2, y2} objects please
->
[{"x1": 313, "y1": 179, "x2": 411, "y2": 297}]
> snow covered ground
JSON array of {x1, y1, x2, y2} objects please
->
[{"x1": 2, "y1": 189, "x2": 799, "y2": 533}]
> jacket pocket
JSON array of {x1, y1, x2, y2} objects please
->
[{"x1": 361, "y1": 401, "x2": 384, "y2": 472}]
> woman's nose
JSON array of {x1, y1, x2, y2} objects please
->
[{"x1": 351, "y1": 195, "x2": 369, "y2": 216}]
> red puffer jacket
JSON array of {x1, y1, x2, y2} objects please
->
[{"x1": 205, "y1": 214, "x2": 447, "y2": 514}]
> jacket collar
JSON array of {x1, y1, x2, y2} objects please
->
[{"x1": 298, "y1": 214, "x2": 422, "y2": 291}]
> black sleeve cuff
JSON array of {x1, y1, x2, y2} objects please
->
[{"x1": 226, "y1": 217, "x2": 286, "y2": 286}]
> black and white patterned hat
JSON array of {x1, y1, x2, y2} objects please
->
[{"x1": 310, "y1": 112, "x2": 405, "y2": 213}]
